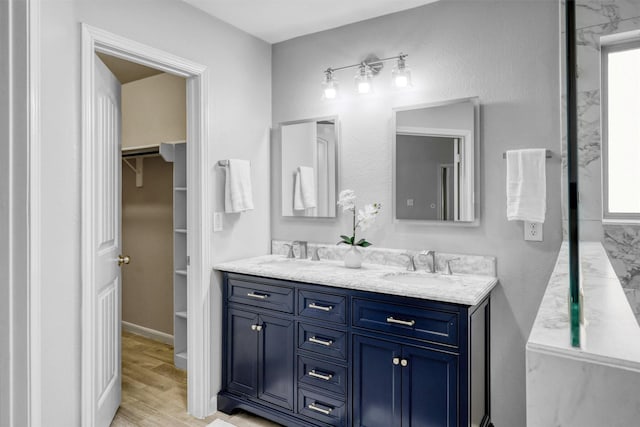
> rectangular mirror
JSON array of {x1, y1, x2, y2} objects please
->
[
  {"x1": 393, "y1": 97, "x2": 479, "y2": 223},
  {"x1": 280, "y1": 117, "x2": 338, "y2": 218}
]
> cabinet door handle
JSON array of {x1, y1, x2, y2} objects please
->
[
  {"x1": 309, "y1": 336, "x2": 333, "y2": 346},
  {"x1": 401, "y1": 359, "x2": 408, "y2": 367},
  {"x1": 308, "y1": 370, "x2": 333, "y2": 381},
  {"x1": 255, "y1": 325, "x2": 263, "y2": 332},
  {"x1": 308, "y1": 302, "x2": 333, "y2": 312},
  {"x1": 247, "y1": 292, "x2": 269, "y2": 299},
  {"x1": 392, "y1": 357, "x2": 400, "y2": 365},
  {"x1": 308, "y1": 403, "x2": 332, "y2": 415},
  {"x1": 250, "y1": 324, "x2": 257, "y2": 331},
  {"x1": 386, "y1": 316, "x2": 416, "y2": 327}
]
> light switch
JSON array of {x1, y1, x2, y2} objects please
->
[
  {"x1": 213, "y1": 212, "x2": 223, "y2": 232},
  {"x1": 407, "y1": 199, "x2": 414, "y2": 207}
]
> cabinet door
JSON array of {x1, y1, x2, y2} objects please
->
[
  {"x1": 353, "y1": 335, "x2": 402, "y2": 427},
  {"x1": 258, "y1": 313, "x2": 295, "y2": 410},
  {"x1": 401, "y1": 345, "x2": 458, "y2": 427},
  {"x1": 226, "y1": 308, "x2": 259, "y2": 397}
]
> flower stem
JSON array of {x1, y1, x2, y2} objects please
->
[{"x1": 352, "y1": 207, "x2": 356, "y2": 246}]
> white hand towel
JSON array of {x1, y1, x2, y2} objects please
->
[
  {"x1": 293, "y1": 166, "x2": 316, "y2": 210},
  {"x1": 293, "y1": 170, "x2": 305, "y2": 211},
  {"x1": 224, "y1": 159, "x2": 254, "y2": 213},
  {"x1": 506, "y1": 149, "x2": 546, "y2": 222}
]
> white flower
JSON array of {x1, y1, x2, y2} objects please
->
[
  {"x1": 357, "y1": 203, "x2": 381, "y2": 231},
  {"x1": 337, "y1": 189, "x2": 356, "y2": 212}
]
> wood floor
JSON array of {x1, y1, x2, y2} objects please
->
[{"x1": 111, "y1": 331, "x2": 280, "y2": 427}]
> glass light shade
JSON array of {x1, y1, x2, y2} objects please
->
[
  {"x1": 355, "y1": 65, "x2": 373, "y2": 94},
  {"x1": 392, "y1": 61, "x2": 412, "y2": 88},
  {"x1": 322, "y1": 72, "x2": 339, "y2": 99}
]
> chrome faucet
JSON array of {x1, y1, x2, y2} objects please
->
[
  {"x1": 283, "y1": 243, "x2": 295, "y2": 259},
  {"x1": 419, "y1": 250, "x2": 437, "y2": 273},
  {"x1": 444, "y1": 258, "x2": 460, "y2": 275},
  {"x1": 292, "y1": 241, "x2": 308, "y2": 259},
  {"x1": 400, "y1": 253, "x2": 417, "y2": 271}
]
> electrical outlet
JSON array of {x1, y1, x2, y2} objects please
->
[
  {"x1": 524, "y1": 221, "x2": 543, "y2": 241},
  {"x1": 213, "y1": 212, "x2": 223, "y2": 232}
]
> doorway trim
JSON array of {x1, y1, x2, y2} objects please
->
[{"x1": 80, "y1": 24, "x2": 212, "y2": 424}]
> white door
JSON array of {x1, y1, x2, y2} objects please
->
[{"x1": 93, "y1": 55, "x2": 123, "y2": 427}]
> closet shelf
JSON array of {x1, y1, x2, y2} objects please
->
[{"x1": 175, "y1": 311, "x2": 187, "y2": 319}]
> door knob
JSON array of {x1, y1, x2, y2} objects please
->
[{"x1": 118, "y1": 254, "x2": 131, "y2": 266}]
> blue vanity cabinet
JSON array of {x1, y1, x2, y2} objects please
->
[
  {"x1": 353, "y1": 334, "x2": 458, "y2": 427},
  {"x1": 218, "y1": 272, "x2": 492, "y2": 427}
]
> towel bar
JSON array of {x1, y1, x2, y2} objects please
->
[
  {"x1": 502, "y1": 149, "x2": 552, "y2": 159},
  {"x1": 217, "y1": 160, "x2": 230, "y2": 167}
]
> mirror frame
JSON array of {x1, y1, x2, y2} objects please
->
[
  {"x1": 278, "y1": 115, "x2": 340, "y2": 219},
  {"x1": 392, "y1": 97, "x2": 480, "y2": 226}
]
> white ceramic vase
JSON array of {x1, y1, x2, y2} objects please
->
[{"x1": 344, "y1": 246, "x2": 363, "y2": 269}]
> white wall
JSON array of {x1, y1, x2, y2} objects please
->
[
  {"x1": 1, "y1": 0, "x2": 30, "y2": 425},
  {"x1": 271, "y1": 2, "x2": 562, "y2": 426},
  {"x1": 38, "y1": 0, "x2": 271, "y2": 424}
]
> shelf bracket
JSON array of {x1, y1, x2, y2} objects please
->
[{"x1": 123, "y1": 157, "x2": 144, "y2": 187}]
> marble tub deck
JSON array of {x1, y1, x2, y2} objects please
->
[{"x1": 526, "y1": 241, "x2": 640, "y2": 427}]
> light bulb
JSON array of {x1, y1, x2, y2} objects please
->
[
  {"x1": 324, "y1": 86, "x2": 337, "y2": 99},
  {"x1": 394, "y1": 74, "x2": 409, "y2": 88},
  {"x1": 322, "y1": 69, "x2": 339, "y2": 100},
  {"x1": 357, "y1": 81, "x2": 371, "y2": 94},
  {"x1": 355, "y1": 64, "x2": 373, "y2": 95},
  {"x1": 392, "y1": 55, "x2": 412, "y2": 89}
]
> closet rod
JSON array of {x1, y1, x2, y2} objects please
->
[{"x1": 122, "y1": 146, "x2": 160, "y2": 158}]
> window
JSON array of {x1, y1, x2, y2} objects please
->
[{"x1": 602, "y1": 41, "x2": 640, "y2": 222}]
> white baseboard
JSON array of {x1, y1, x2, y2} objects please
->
[{"x1": 122, "y1": 320, "x2": 174, "y2": 345}]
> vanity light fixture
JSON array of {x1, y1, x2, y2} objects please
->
[{"x1": 322, "y1": 52, "x2": 410, "y2": 98}]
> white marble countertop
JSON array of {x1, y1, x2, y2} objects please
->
[
  {"x1": 527, "y1": 242, "x2": 640, "y2": 371},
  {"x1": 215, "y1": 254, "x2": 498, "y2": 306}
]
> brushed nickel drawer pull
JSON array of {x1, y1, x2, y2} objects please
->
[
  {"x1": 386, "y1": 316, "x2": 416, "y2": 327},
  {"x1": 309, "y1": 336, "x2": 333, "y2": 346},
  {"x1": 308, "y1": 302, "x2": 333, "y2": 312},
  {"x1": 308, "y1": 370, "x2": 333, "y2": 381},
  {"x1": 308, "y1": 403, "x2": 332, "y2": 415},
  {"x1": 247, "y1": 292, "x2": 269, "y2": 299}
]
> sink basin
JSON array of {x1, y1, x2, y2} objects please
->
[{"x1": 382, "y1": 272, "x2": 459, "y2": 286}]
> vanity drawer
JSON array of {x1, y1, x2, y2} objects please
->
[
  {"x1": 298, "y1": 289, "x2": 346, "y2": 324},
  {"x1": 297, "y1": 356, "x2": 347, "y2": 396},
  {"x1": 298, "y1": 323, "x2": 347, "y2": 360},
  {"x1": 297, "y1": 388, "x2": 346, "y2": 427},
  {"x1": 352, "y1": 298, "x2": 459, "y2": 346},
  {"x1": 227, "y1": 277, "x2": 294, "y2": 313}
]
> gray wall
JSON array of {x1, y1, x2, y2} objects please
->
[
  {"x1": 396, "y1": 135, "x2": 454, "y2": 220},
  {"x1": 1, "y1": 0, "x2": 30, "y2": 425},
  {"x1": 271, "y1": 2, "x2": 563, "y2": 426},
  {"x1": 37, "y1": 1, "x2": 272, "y2": 424}
]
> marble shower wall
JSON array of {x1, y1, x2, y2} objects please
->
[{"x1": 572, "y1": 0, "x2": 640, "y2": 322}]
